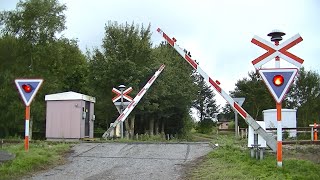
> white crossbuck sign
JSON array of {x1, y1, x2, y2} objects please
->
[{"x1": 251, "y1": 34, "x2": 304, "y2": 69}]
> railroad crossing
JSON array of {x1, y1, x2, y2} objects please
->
[{"x1": 157, "y1": 28, "x2": 277, "y2": 152}]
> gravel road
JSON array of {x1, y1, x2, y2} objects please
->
[{"x1": 23, "y1": 142, "x2": 213, "y2": 180}]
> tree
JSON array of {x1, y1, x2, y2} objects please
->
[
  {"x1": 0, "y1": 0, "x2": 88, "y2": 138},
  {"x1": 0, "y1": 35, "x2": 25, "y2": 137},
  {"x1": 286, "y1": 67, "x2": 320, "y2": 126},
  {"x1": 89, "y1": 21, "x2": 197, "y2": 138},
  {"x1": 220, "y1": 104, "x2": 234, "y2": 121},
  {"x1": 0, "y1": 0, "x2": 66, "y2": 44},
  {"x1": 222, "y1": 68, "x2": 320, "y2": 129},
  {"x1": 88, "y1": 21, "x2": 154, "y2": 137},
  {"x1": 150, "y1": 43, "x2": 197, "y2": 137},
  {"x1": 231, "y1": 71, "x2": 274, "y2": 120},
  {"x1": 192, "y1": 73, "x2": 219, "y2": 121},
  {"x1": 219, "y1": 71, "x2": 274, "y2": 128}
]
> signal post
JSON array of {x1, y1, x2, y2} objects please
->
[
  {"x1": 112, "y1": 85, "x2": 133, "y2": 138},
  {"x1": 15, "y1": 79, "x2": 43, "y2": 151},
  {"x1": 251, "y1": 30, "x2": 303, "y2": 167}
]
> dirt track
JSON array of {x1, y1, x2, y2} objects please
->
[{"x1": 23, "y1": 142, "x2": 213, "y2": 180}]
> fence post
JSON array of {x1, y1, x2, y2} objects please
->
[
  {"x1": 311, "y1": 126, "x2": 314, "y2": 141},
  {"x1": 314, "y1": 123, "x2": 318, "y2": 141}
]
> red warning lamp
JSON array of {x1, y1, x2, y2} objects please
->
[
  {"x1": 22, "y1": 84, "x2": 33, "y2": 93},
  {"x1": 273, "y1": 75, "x2": 284, "y2": 86}
]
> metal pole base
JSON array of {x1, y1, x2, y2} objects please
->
[
  {"x1": 250, "y1": 148, "x2": 255, "y2": 158},
  {"x1": 259, "y1": 148, "x2": 265, "y2": 160}
]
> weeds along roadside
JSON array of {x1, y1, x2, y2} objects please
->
[
  {"x1": 0, "y1": 141, "x2": 72, "y2": 180},
  {"x1": 189, "y1": 133, "x2": 320, "y2": 180}
]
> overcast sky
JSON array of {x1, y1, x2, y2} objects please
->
[{"x1": 2, "y1": 0, "x2": 320, "y2": 108}]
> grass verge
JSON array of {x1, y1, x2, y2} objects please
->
[
  {"x1": 189, "y1": 134, "x2": 320, "y2": 180},
  {"x1": 0, "y1": 141, "x2": 71, "y2": 180}
]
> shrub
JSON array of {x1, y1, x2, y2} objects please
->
[{"x1": 196, "y1": 118, "x2": 215, "y2": 134}]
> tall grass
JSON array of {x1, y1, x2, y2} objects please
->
[
  {"x1": 0, "y1": 141, "x2": 71, "y2": 180},
  {"x1": 190, "y1": 134, "x2": 320, "y2": 180}
]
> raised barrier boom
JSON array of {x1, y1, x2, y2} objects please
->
[
  {"x1": 102, "y1": 64, "x2": 165, "y2": 138},
  {"x1": 157, "y1": 28, "x2": 277, "y2": 151}
]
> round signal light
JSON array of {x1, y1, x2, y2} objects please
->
[
  {"x1": 22, "y1": 84, "x2": 33, "y2": 93},
  {"x1": 273, "y1": 75, "x2": 284, "y2": 86}
]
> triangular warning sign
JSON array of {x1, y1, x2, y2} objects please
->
[
  {"x1": 233, "y1": 97, "x2": 245, "y2": 106},
  {"x1": 15, "y1": 79, "x2": 43, "y2": 106},
  {"x1": 114, "y1": 101, "x2": 131, "y2": 113},
  {"x1": 259, "y1": 68, "x2": 297, "y2": 103}
]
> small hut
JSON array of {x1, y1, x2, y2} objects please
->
[{"x1": 45, "y1": 91, "x2": 95, "y2": 140}]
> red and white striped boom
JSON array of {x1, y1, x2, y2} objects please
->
[
  {"x1": 102, "y1": 64, "x2": 165, "y2": 138},
  {"x1": 157, "y1": 28, "x2": 277, "y2": 151}
]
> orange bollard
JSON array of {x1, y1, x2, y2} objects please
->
[{"x1": 314, "y1": 123, "x2": 318, "y2": 141}]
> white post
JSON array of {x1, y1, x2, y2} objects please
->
[
  {"x1": 120, "y1": 88, "x2": 124, "y2": 139},
  {"x1": 235, "y1": 111, "x2": 238, "y2": 137}
]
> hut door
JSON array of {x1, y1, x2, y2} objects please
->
[{"x1": 85, "y1": 101, "x2": 90, "y2": 137}]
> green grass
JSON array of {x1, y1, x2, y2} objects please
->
[
  {"x1": 0, "y1": 141, "x2": 71, "y2": 180},
  {"x1": 189, "y1": 134, "x2": 320, "y2": 180},
  {"x1": 190, "y1": 133, "x2": 215, "y2": 142}
]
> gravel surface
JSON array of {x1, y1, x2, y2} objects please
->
[
  {"x1": 0, "y1": 150, "x2": 15, "y2": 163},
  {"x1": 23, "y1": 142, "x2": 213, "y2": 180}
]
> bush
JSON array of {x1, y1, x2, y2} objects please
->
[
  {"x1": 283, "y1": 130, "x2": 290, "y2": 139},
  {"x1": 196, "y1": 118, "x2": 215, "y2": 134},
  {"x1": 297, "y1": 132, "x2": 311, "y2": 140},
  {"x1": 227, "y1": 121, "x2": 235, "y2": 129}
]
